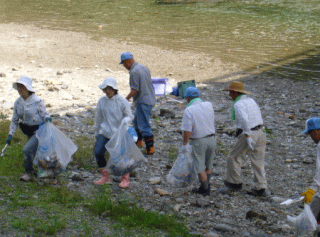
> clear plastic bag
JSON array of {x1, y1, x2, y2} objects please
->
[
  {"x1": 106, "y1": 121, "x2": 147, "y2": 176},
  {"x1": 167, "y1": 144, "x2": 198, "y2": 187},
  {"x1": 34, "y1": 123, "x2": 78, "y2": 175},
  {"x1": 287, "y1": 204, "x2": 317, "y2": 236}
]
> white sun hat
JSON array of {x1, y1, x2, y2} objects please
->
[
  {"x1": 98, "y1": 77, "x2": 118, "y2": 90},
  {"x1": 13, "y1": 76, "x2": 35, "y2": 92}
]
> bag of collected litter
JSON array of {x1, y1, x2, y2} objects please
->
[
  {"x1": 127, "y1": 126, "x2": 138, "y2": 142},
  {"x1": 287, "y1": 204, "x2": 317, "y2": 235},
  {"x1": 167, "y1": 144, "x2": 198, "y2": 187},
  {"x1": 106, "y1": 120, "x2": 147, "y2": 176},
  {"x1": 34, "y1": 123, "x2": 78, "y2": 177}
]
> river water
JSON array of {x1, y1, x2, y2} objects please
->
[{"x1": 0, "y1": 0, "x2": 319, "y2": 80}]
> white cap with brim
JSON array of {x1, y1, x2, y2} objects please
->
[
  {"x1": 13, "y1": 76, "x2": 35, "y2": 92},
  {"x1": 98, "y1": 77, "x2": 118, "y2": 90}
]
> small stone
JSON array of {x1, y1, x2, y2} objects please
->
[
  {"x1": 149, "y1": 177, "x2": 161, "y2": 185},
  {"x1": 57, "y1": 71, "x2": 63, "y2": 75},
  {"x1": 0, "y1": 73, "x2": 6, "y2": 77},
  {"x1": 173, "y1": 204, "x2": 182, "y2": 212},
  {"x1": 154, "y1": 188, "x2": 169, "y2": 196}
]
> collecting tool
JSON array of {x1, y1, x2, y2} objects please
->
[
  {"x1": 0, "y1": 144, "x2": 8, "y2": 156},
  {"x1": 280, "y1": 196, "x2": 304, "y2": 205}
]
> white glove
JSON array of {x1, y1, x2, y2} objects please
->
[
  {"x1": 246, "y1": 137, "x2": 255, "y2": 151},
  {"x1": 122, "y1": 117, "x2": 131, "y2": 125},
  {"x1": 181, "y1": 144, "x2": 189, "y2": 154}
]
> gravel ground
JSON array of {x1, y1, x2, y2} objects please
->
[{"x1": 1, "y1": 23, "x2": 319, "y2": 237}]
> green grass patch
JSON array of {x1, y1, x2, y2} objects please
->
[
  {"x1": 0, "y1": 120, "x2": 194, "y2": 236},
  {"x1": 87, "y1": 187, "x2": 192, "y2": 237}
]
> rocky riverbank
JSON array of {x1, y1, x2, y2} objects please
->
[{"x1": 1, "y1": 23, "x2": 320, "y2": 237}]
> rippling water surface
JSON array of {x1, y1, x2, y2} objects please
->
[{"x1": 1, "y1": 0, "x2": 319, "y2": 80}]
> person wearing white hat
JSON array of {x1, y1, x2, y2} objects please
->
[
  {"x1": 223, "y1": 81, "x2": 267, "y2": 197},
  {"x1": 5, "y1": 75, "x2": 52, "y2": 181},
  {"x1": 93, "y1": 77, "x2": 134, "y2": 188}
]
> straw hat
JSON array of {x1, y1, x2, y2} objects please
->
[
  {"x1": 223, "y1": 81, "x2": 250, "y2": 94},
  {"x1": 13, "y1": 76, "x2": 35, "y2": 92}
]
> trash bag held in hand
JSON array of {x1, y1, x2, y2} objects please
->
[
  {"x1": 106, "y1": 120, "x2": 147, "y2": 176},
  {"x1": 34, "y1": 123, "x2": 78, "y2": 171},
  {"x1": 287, "y1": 204, "x2": 317, "y2": 235},
  {"x1": 167, "y1": 144, "x2": 198, "y2": 187}
]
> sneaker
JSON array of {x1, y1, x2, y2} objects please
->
[
  {"x1": 192, "y1": 186, "x2": 210, "y2": 196},
  {"x1": 20, "y1": 173, "x2": 33, "y2": 182},
  {"x1": 247, "y1": 188, "x2": 266, "y2": 197},
  {"x1": 224, "y1": 180, "x2": 242, "y2": 191}
]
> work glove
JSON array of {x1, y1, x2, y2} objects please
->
[
  {"x1": 301, "y1": 188, "x2": 316, "y2": 203},
  {"x1": 246, "y1": 137, "x2": 255, "y2": 151},
  {"x1": 45, "y1": 117, "x2": 52, "y2": 123},
  {"x1": 6, "y1": 135, "x2": 12, "y2": 145},
  {"x1": 181, "y1": 144, "x2": 189, "y2": 154},
  {"x1": 122, "y1": 117, "x2": 131, "y2": 125}
]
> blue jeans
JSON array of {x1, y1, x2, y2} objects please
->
[
  {"x1": 133, "y1": 103, "x2": 153, "y2": 137},
  {"x1": 23, "y1": 134, "x2": 38, "y2": 173},
  {"x1": 94, "y1": 135, "x2": 110, "y2": 168}
]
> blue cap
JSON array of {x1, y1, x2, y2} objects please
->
[
  {"x1": 302, "y1": 117, "x2": 320, "y2": 134},
  {"x1": 185, "y1": 87, "x2": 200, "y2": 98},
  {"x1": 120, "y1": 52, "x2": 133, "y2": 64}
]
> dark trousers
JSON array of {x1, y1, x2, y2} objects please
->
[{"x1": 94, "y1": 134, "x2": 110, "y2": 168}]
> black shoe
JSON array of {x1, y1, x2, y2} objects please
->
[
  {"x1": 247, "y1": 188, "x2": 266, "y2": 197},
  {"x1": 192, "y1": 186, "x2": 210, "y2": 196},
  {"x1": 224, "y1": 180, "x2": 242, "y2": 191}
]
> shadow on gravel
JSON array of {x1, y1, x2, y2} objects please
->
[{"x1": 206, "y1": 46, "x2": 320, "y2": 83}]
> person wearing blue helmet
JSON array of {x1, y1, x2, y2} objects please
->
[
  {"x1": 181, "y1": 86, "x2": 216, "y2": 196},
  {"x1": 120, "y1": 52, "x2": 156, "y2": 155}
]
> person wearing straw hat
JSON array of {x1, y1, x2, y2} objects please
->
[
  {"x1": 222, "y1": 81, "x2": 267, "y2": 197},
  {"x1": 300, "y1": 118, "x2": 320, "y2": 235},
  {"x1": 120, "y1": 52, "x2": 156, "y2": 155},
  {"x1": 5, "y1": 75, "x2": 52, "y2": 181},
  {"x1": 181, "y1": 87, "x2": 216, "y2": 196},
  {"x1": 93, "y1": 77, "x2": 134, "y2": 188}
]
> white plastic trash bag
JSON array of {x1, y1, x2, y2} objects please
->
[
  {"x1": 167, "y1": 144, "x2": 198, "y2": 187},
  {"x1": 287, "y1": 204, "x2": 317, "y2": 236},
  {"x1": 34, "y1": 123, "x2": 78, "y2": 170},
  {"x1": 106, "y1": 120, "x2": 147, "y2": 176}
]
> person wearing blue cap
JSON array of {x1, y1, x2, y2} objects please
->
[
  {"x1": 181, "y1": 86, "x2": 216, "y2": 196},
  {"x1": 300, "y1": 117, "x2": 320, "y2": 234},
  {"x1": 120, "y1": 52, "x2": 156, "y2": 155},
  {"x1": 301, "y1": 118, "x2": 320, "y2": 202}
]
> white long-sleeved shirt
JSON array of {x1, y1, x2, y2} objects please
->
[
  {"x1": 234, "y1": 95, "x2": 263, "y2": 135},
  {"x1": 94, "y1": 94, "x2": 134, "y2": 139},
  {"x1": 311, "y1": 143, "x2": 320, "y2": 192},
  {"x1": 181, "y1": 100, "x2": 215, "y2": 139},
  {"x1": 9, "y1": 94, "x2": 49, "y2": 135}
]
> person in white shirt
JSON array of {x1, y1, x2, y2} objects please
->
[
  {"x1": 300, "y1": 118, "x2": 320, "y2": 235},
  {"x1": 93, "y1": 77, "x2": 134, "y2": 188},
  {"x1": 6, "y1": 76, "x2": 52, "y2": 181},
  {"x1": 223, "y1": 81, "x2": 267, "y2": 196},
  {"x1": 181, "y1": 87, "x2": 216, "y2": 196}
]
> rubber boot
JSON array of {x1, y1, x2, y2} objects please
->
[
  {"x1": 136, "y1": 130, "x2": 143, "y2": 148},
  {"x1": 94, "y1": 168, "x2": 110, "y2": 185},
  {"x1": 144, "y1": 135, "x2": 154, "y2": 155},
  {"x1": 119, "y1": 173, "x2": 130, "y2": 188}
]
